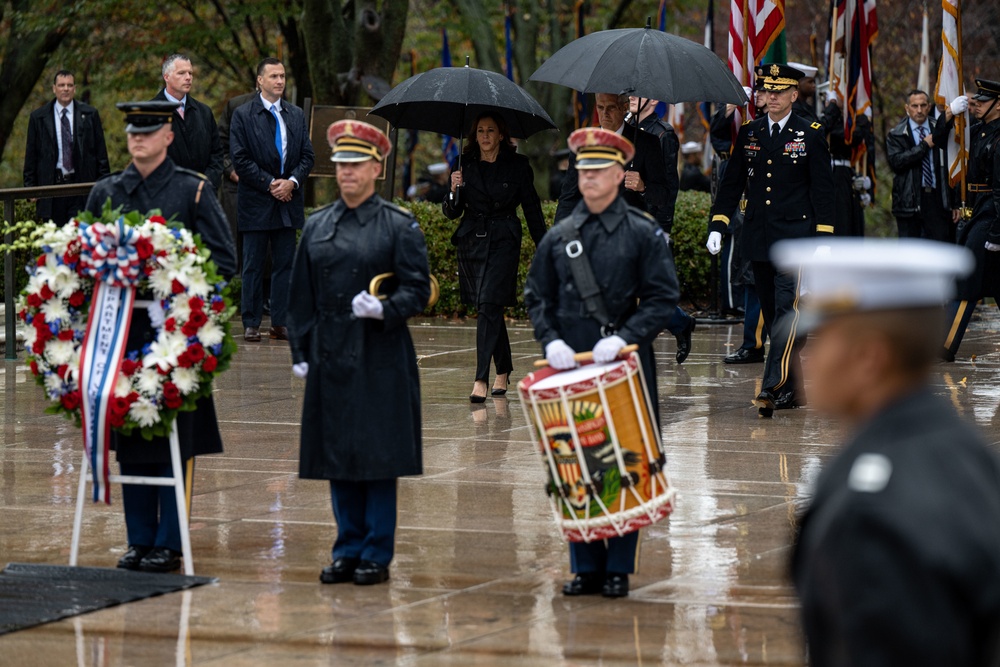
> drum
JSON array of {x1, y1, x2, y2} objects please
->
[{"x1": 518, "y1": 351, "x2": 675, "y2": 543}]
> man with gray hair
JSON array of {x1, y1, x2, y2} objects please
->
[{"x1": 153, "y1": 53, "x2": 223, "y2": 189}]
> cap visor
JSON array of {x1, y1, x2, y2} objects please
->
[
  {"x1": 331, "y1": 151, "x2": 378, "y2": 163},
  {"x1": 972, "y1": 93, "x2": 995, "y2": 102},
  {"x1": 125, "y1": 123, "x2": 166, "y2": 134},
  {"x1": 575, "y1": 158, "x2": 622, "y2": 170}
]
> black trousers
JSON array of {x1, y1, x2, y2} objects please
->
[
  {"x1": 895, "y1": 187, "x2": 951, "y2": 242},
  {"x1": 752, "y1": 261, "x2": 803, "y2": 395},
  {"x1": 241, "y1": 228, "x2": 295, "y2": 327},
  {"x1": 475, "y1": 303, "x2": 513, "y2": 382}
]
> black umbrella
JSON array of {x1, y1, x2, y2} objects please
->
[
  {"x1": 369, "y1": 60, "x2": 557, "y2": 141},
  {"x1": 529, "y1": 19, "x2": 746, "y2": 105}
]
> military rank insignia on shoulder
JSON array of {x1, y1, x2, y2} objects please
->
[
  {"x1": 742, "y1": 119, "x2": 752, "y2": 126},
  {"x1": 176, "y1": 166, "x2": 208, "y2": 181},
  {"x1": 811, "y1": 122, "x2": 822, "y2": 130},
  {"x1": 385, "y1": 201, "x2": 414, "y2": 218}
]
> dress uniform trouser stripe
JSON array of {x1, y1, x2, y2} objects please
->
[
  {"x1": 775, "y1": 269, "x2": 802, "y2": 391},
  {"x1": 754, "y1": 310, "x2": 765, "y2": 349},
  {"x1": 944, "y1": 300, "x2": 969, "y2": 351}
]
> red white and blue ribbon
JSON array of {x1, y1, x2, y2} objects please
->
[
  {"x1": 78, "y1": 217, "x2": 143, "y2": 288},
  {"x1": 78, "y1": 268, "x2": 137, "y2": 503}
]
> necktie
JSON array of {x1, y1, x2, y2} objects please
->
[
  {"x1": 771, "y1": 122, "x2": 781, "y2": 141},
  {"x1": 270, "y1": 104, "x2": 283, "y2": 171},
  {"x1": 177, "y1": 105, "x2": 185, "y2": 120},
  {"x1": 918, "y1": 125, "x2": 933, "y2": 188},
  {"x1": 60, "y1": 108, "x2": 73, "y2": 173}
]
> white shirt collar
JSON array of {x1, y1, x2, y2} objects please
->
[
  {"x1": 614, "y1": 122, "x2": 625, "y2": 135},
  {"x1": 55, "y1": 100, "x2": 74, "y2": 116},
  {"x1": 908, "y1": 117, "x2": 930, "y2": 133},
  {"x1": 767, "y1": 110, "x2": 793, "y2": 133},
  {"x1": 261, "y1": 93, "x2": 281, "y2": 112},
  {"x1": 163, "y1": 90, "x2": 187, "y2": 108}
]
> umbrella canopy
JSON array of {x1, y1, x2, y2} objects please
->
[
  {"x1": 369, "y1": 64, "x2": 557, "y2": 140},
  {"x1": 529, "y1": 23, "x2": 747, "y2": 105}
]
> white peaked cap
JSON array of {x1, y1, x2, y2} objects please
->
[
  {"x1": 787, "y1": 61, "x2": 818, "y2": 79},
  {"x1": 771, "y1": 238, "x2": 975, "y2": 326},
  {"x1": 681, "y1": 141, "x2": 702, "y2": 154},
  {"x1": 427, "y1": 162, "x2": 449, "y2": 175}
]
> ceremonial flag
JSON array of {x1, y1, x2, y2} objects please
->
[
  {"x1": 845, "y1": 0, "x2": 876, "y2": 148},
  {"x1": 573, "y1": 1, "x2": 589, "y2": 128},
  {"x1": 728, "y1": 0, "x2": 786, "y2": 127},
  {"x1": 917, "y1": 7, "x2": 930, "y2": 93},
  {"x1": 441, "y1": 29, "x2": 460, "y2": 168},
  {"x1": 504, "y1": 3, "x2": 515, "y2": 81},
  {"x1": 935, "y1": 0, "x2": 967, "y2": 187},
  {"x1": 667, "y1": 103, "x2": 685, "y2": 141}
]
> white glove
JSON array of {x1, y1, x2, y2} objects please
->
[
  {"x1": 985, "y1": 242, "x2": 1000, "y2": 253},
  {"x1": 545, "y1": 339, "x2": 577, "y2": 370},
  {"x1": 862, "y1": 176, "x2": 872, "y2": 190},
  {"x1": 706, "y1": 231, "x2": 723, "y2": 255},
  {"x1": 351, "y1": 291, "x2": 385, "y2": 320},
  {"x1": 859, "y1": 193, "x2": 872, "y2": 206},
  {"x1": 950, "y1": 95, "x2": 969, "y2": 115},
  {"x1": 592, "y1": 335, "x2": 627, "y2": 364},
  {"x1": 292, "y1": 362, "x2": 309, "y2": 378},
  {"x1": 815, "y1": 245, "x2": 832, "y2": 257},
  {"x1": 147, "y1": 300, "x2": 165, "y2": 328}
]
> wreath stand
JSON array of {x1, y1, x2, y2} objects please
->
[{"x1": 68, "y1": 418, "x2": 194, "y2": 576}]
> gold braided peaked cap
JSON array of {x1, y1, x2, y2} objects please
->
[
  {"x1": 327, "y1": 119, "x2": 392, "y2": 163},
  {"x1": 755, "y1": 63, "x2": 805, "y2": 92},
  {"x1": 567, "y1": 127, "x2": 635, "y2": 170}
]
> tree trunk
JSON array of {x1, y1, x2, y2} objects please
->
[
  {"x1": 0, "y1": 1, "x2": 68, "y2": 166},
  {"x1": 451, "y1": 0, "x2": 504, "y2": 72}
]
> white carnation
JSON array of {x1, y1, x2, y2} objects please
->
[
  {"x1": 196, "y1": 320, "x2": 224, "y2": 347},
  {"x1": 44, "y1": 372, "x2": 65, "y2": 394},
  {"x1": 40, "y1": 298, "x2": 70, "y2": 323},
  {"x1": 136, "y1": 368, "x2": 162, "y2": 396},
  {"x1": 147, "y1": 331, "x2": 188, "y2": 370},
  {"x1": 113, "y1": 373, "x2": 132, "y2": 398},
  {"x1": 168, "y1": 297, "x2": 191, "y2": 322},
  {"x1": 149, "y1": 267, "x2": 175, "y2": 299},
  {"x1": 128, "y1": 397, "x2": 160, "y2": 428},
  {"x1": 185, "y1": 268, "x2": 211, "y2": 298},
  {"x1": 45, "y1": 339, "x2": 76, "y2": 366},
  {"x1": 170, "y1": 367, "x2": 199, "y2": 394}
]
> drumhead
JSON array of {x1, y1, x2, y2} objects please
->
[{"x1": 530, "y1": 360, "x2": 623, "y2": 391}]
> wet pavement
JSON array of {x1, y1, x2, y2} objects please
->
[{"x1": 3, "y1": 311, "x2": 1000, "y2": 666}]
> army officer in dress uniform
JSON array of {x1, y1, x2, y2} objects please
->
[
  {"x1": 524, "y1": 128, "x2": 679, "y2": 598},
  {"x1": 287, "y1": 120, "x2": 430, "y2": 586},
  {"x1": 775, "y1": 237, "x2": 1000, "y2": 667},
  {"x1": 85, "y1": 101, "x2": 237, "y2": 573},
  {"x1": 706, "y1": 63, "x2": 835, "y2": 417},
  {"x1": 943, "y1": 79, "x2": 1000, "y2": 361}
]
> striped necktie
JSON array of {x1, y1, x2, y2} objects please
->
[
  {"x1": 918, "y1": 125, "x2": 933, "y2": 188},
  {"x1": 60, "y1": 108, "x2": 73, "y2": 173}
]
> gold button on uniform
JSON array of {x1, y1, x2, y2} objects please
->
[
  {"x1": 767, "y1": 173, "x2": 772, "y2": 178},
  {"x1": 766, "y1": 187, "x2": 771, "y2": 192},
  {"x1": 766, "y1": 200, "x2": 771, "y2": 205},
  {"x1": 767, "y1": 159, "x2": 773, "y2": 165}
]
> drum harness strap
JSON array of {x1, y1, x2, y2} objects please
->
[{"x1": 557, "y1": 218, "x2": 619, "y2": 338}]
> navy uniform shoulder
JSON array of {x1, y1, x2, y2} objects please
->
[
  {"x1": 383, "y1": 199, "x2": 418, "y2": 224},
  {"x1": 174, "y1": 166, "x2": 209, "y2": 182},
  {"x1": 624, "y1": 205, "x2": 658, "y2": 227}
]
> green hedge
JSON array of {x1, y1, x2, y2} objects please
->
[{"x1": 407, "y1": 192, "x2": 714, "y2": 319}]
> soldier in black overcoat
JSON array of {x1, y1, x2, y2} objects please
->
[
  {"x1": 943, "y1": 80, "x2": 1000, "y2": 360},
  {"x1": 287, "y1": 120, "x2": 430, "y2": 586},
  {"x1": 525, "y1": 128, "x2": 678, "y2": 599},
  {"x1": 772, "y1": 237, "x2": 1000, "y2": 667},
  {"x1": 707, "y1": 63, "x2": 835, "y2": 416},
  {"x1": 443, "y1": 111, "x2": 546, "y2": 402},
  {"x1": 84, "y1": 101, "x2": 237, "y2": 573}
]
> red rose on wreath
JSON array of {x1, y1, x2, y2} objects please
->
[
  {"x1": 120, "y1": 358, "x2": 139, "y2": 376},
  {"x1": 164, "y1": 317, "x2": 176, "y2": 332},
  {"x1": 188, "y1": 310, "x2": 208, "y2": 328},
  {"x1": 187, "y1": 343, "x2": 206, "y2": 364},
  {"x1": 56, "y1": 364, "x2": 68, "y2": 379},
  {"x1": 29, "y1": 360, "x2": 38, "y2": 375},
  {"x1": 177, "y1": 351, "x2": 194, "y2": 368},
  {"x1": 171, "y1": 279, "x2": 186, "y2": 294},
  {"x1": 162, "y1": 382, "x2": 183, "y2": 409},
  {"x1": 211, "y1": 299, "x2": 225, "y2": 313},
  {"x1": 68, "y1": 291, "x2": 85, "y2": 307},
  {"x1": 39, "y1": 284, "x2": 54, "y2": 300},
  {"x1": 202, "y1": 355, "x2": 218, "y2": 373},
  {"x1": 149, "y1": 215, "x2": 167, "y2": 225},
  {"x1": 61, "y1": 391, "x2": 81, "y2": 410},
  {"x1": 57, "y1": 330, "x2": 74, "y2": 341},
  {"x1": 188, "y1": 296, "x2": 205, "y2": 311},
  {"x1": 135, "y1": 237, "x2": 154, "y2": 260},
  {"x1": 109, "y1": 396, "x2": 132, "y2": 428},
  {"x1": 27, "y1": 293, "x2": 42, "y2": 308},
  {"x1": 36, "y1": 255, "x2": 47, "y2": 267}
]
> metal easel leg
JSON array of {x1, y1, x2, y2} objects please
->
[
  {"x1": 168, "y1": 418, "x2": 194, "y2": 576},
  {"x1": 70, "y1": 449, "x2": 89, "y2": 566}
]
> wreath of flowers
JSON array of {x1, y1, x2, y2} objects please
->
[{"x1": 16, "y1": 205, "x2": 237, "y2": 440}]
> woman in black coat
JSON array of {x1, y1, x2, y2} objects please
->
[{"x1": 443, "y1": 112, "x2": 547, "y2": 402}]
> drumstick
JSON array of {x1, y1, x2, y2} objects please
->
[{"x1": 533, "y1": 344, "x2": 639, "y2": 368}]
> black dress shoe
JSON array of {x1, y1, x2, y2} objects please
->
[
  {"x1": 940, "y1": 348, "x2": 956, "y2": 362},
  {"x1": 320, "y1": 557, "x2": 359, "y2": 584},
  {"x1": 602, "y1": 573, "x2": 630, "y2": 598},
  {"x1": 675, "y1": 317, "x2": 696, "y2": 364},
  {"x1": 138, "y1": 547, "x2": 182, "y2": 573},
  {"x1": 724, "y1": 347, "x2": 765, "y2": 364},
  {"x1": 755, "y1": 389, "x2": 776, "y2": 419},
  {"x1": 353, "y1": 560, "x2": 390, "y2": 585},
  {"x1": 270, "y1": 325, "x2": 288, "y2": 341},
  {"x1": 774, "y1": 389, "x2": 806, "y2": 410},
  {"x1": 244, "y1": 326, "x2": 261, "y2": 342},
  {"x1": 562, "y1": 573, "x2": 603, "y2": 596},
  {"x1": 117, "y1": 545, "x2": 151, "y2": 570}
]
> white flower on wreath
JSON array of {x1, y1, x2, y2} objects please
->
[
  {"x1": 147, "y1": 331, "x2": 188, "y2": 371},
  {"x1": 136, "y1": 367, "x2": 162, "y2": 396},
  {"x1": 148, "y1": 266, "x2": 175, "y2": 299},
  {"x1": 169, "y1": 297, "x2": 191, "y2": 322},
  {"x1": 113, "y1": 374, "x2": 132, "y2": 398},
  {"x1": 170, "y1": 367, "x2": 199, "y2": 394},
  {"x1": 197, "y1": 320, "x2": 224, "y2": 347},
  {"x1": 49, "y1": 265, "x2": 81, "y2": 297},
  {"x1": 22, "y1": 326, "x2": 37, "y2": 350},
  {"x1": 129, "y1": 397, "x2": 160, "y2": 428},
  {"x1": 45, "y1": 339, "x2": 76, "y2": 367},
  {"x1": 184, "y1": 267, "x2": 211, "y2": 298},
  {"x1": 40, "y1": 298, "x2": 70, "y2": 324},
  {"x1": 44, "y1": 372, "x2": 65, "y2": 395}
]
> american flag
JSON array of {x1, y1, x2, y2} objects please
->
[
  {"x1": 728, "y1": 0, "x2": 786, "y2": 129},
  {"x1": 934, "y1": 0, "x2": 967, "y2": 187}
]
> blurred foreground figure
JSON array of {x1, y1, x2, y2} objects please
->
[{"x1": 775, "y1": 238, "x2": 1000, "y2": 666}]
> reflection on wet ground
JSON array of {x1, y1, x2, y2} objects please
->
[{"x1": 3, "y1": 310, "x2": 1000, "y2": 665}]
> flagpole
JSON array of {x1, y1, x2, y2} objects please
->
[
  {"x1": 827, "y1": 0, "x2": 839, "y2": 95},
  {"x1": 955, "y1": 0, "x2": 969, "y2": 217}
]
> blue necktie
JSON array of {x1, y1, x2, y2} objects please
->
[
  {"x1": 918, "y1": 125, "x2": 933, "y2": 188},
  {"x1": 270, "y1": 104, "x2": 283, "y2": 172}
]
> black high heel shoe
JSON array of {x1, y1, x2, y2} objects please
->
[
  {"x1": 470, "y1": 380, "x2": 488, "y2": 403},
  {"x1": 491, "y1": 373, "x2": 511, "y2": 396}
]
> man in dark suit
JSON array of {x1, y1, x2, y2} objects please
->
[
  {"x1": 230, "y1": 57, "x2": 315, "y2": 342},
  {"x1": 707, "y1": 63, "x2": 835, "y2": 417},
  {"x1": 886, "y1": 90, "x2": 959, "y2": 241},
  {"x1": 23, "y1": 69, "x2": 110, "y2": 225},
  {"x1": 152, "y1": 54, "x2": 223, "y2": 190},
  {"x1": 775, "y1": 237, "x2": 1000, "y2": 667}
]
